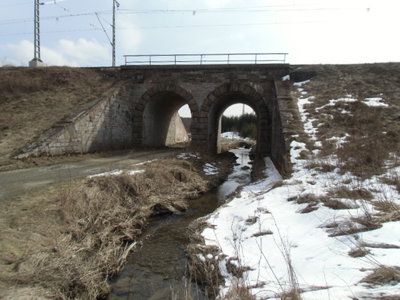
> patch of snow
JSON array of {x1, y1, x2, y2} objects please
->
[
  {"x1": 221, "y1": 131, "x2": 242, "y2": 140},
  {"x1": 203, "y1": 163, "x2": 219, "y2": 175},
  {"x1": 327, "y1": 134, "x2": 350, "y2": 148},
  {"x1": 88, "y1": 169, "x2": 145, "y2": 178},
  {"x1": 293, "y1": 79, "x2": 310, "y2": 87},
  {"x1": 282, "y1": 74, "x2": 290, "y2": 81},
  {"x1": 127, "y1": 170, "x2": 145, "y2": 175},
  {"x1": 88, "y1": 169, "x2": 123, "y2": 178},
  {"x1": 316, "y1": 95, "x2": 358, "y2": 112},
  {"x1": 297, "y1": 95, "x2": 319, "y2": 141},
  {"x1": 134, "y1": 159, "x2": 158, "y2": 166},
  {"x1": 363, "y1": 97, "x2": 389, "y2": 107},
  {"x1": 221, "y1": 131, "x2": 253, "y2": 141},
  {"x1": 177, "y1": 152, "x2": 200, "y2": 160}
]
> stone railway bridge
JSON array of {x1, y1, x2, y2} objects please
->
[{"x1": 19, "y1": 64, "x2": 295, "y2": 173}]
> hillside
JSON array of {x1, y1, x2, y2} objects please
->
[
  {"x1": 0, "y1": 67, "x2": 119, "y2": 170},
  {"x1": 194, "y1": 63, "x2": 400, "y2": 299},
  {"x1": 292, "y1": 63, "x2": 400, "y2": 176}
]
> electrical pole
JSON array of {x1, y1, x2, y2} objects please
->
[
  {"x1": 112, "y1": 0, "x2": 120, "y2": 67},
  {"x1": 34, "y1": 0, "x2": 40, "y2": 61},
  {"x1": 30, "y1": 0, "x2": 45, "y2": 67}
]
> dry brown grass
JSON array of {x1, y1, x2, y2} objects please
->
[
  {"x1": 0, "y1": 67, "x2": 118, "y2": 170},
  {"x1": 380, "y1": 173, "x2": 400, "y2": 193},
  {"x1": 293, "y1": 63, "x2": 400, "y2": 178},
  {"x1": 223, "y1": 280, "x2": 256, "y2": 300},
  {"x1": 187, "y1": 220, "x2": 224, "y2": 298},
  {"x1": 348, "y1": 247, "x2": 370, "y2": 258},
  {"x1": 327, "y1": 186, "x2": 373, "y2": 200},
  {"x1": 305, "y1": 160, "x2": 336, "y2": 173},
  {"x1": 278, "y1": 288, "x2": 303, "y2": 300},
  {"x1": 0, "y1": 159, "x2": 208, "y2": 299},
  {"x1": 371, "y1": 296, "x2": 400, "y2": 300},
  {"x1": 290, "y1": 193, "x2": 352, "y2": 213},
  {"x1": 361, "y1": 266, "x2": 400, "y2": 287}
]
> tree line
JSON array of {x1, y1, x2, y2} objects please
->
[{"x1": 221, "y1": 113, "x2": 257, "y2": 139}]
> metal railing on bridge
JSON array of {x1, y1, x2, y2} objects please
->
[{"x1": 123, "y1": 52, "x2": 288, "y2": 66}]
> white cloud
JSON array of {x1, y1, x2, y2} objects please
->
[
  {"x1": 118, "y1": 16, "x2": 143, "y2": 55},
  {"x1": 5, "y1": 40, "x2": 33, "y2": 65},
  {"x1": 0, "y1": 57, "x2": 20, "y2": 67},
  {"x1": 205, "y1": 0, "x2": 231, "y2": 8},
  {"x1": 1, "y1": 38, "x2": 110, "y2": 67},
  {"x1": 58, "y1": 38, "x2": 109, "y2": 62},
  {"x1": 43, "y1": 47, "x2": 79, "y2": 66}
]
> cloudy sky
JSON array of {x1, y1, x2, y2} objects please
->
[
  {"x1": 2, "y1": 0, "x2": 399, "y2": 116},
  {"x1": 1, "y1": 0, "x2": 400, "y2": 68}
]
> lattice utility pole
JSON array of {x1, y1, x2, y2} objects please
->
[
  {"x1": 112, "y1": 0, "x2": 120, "y2": 67},
  {"x1": 30, "y1": 0, "x2": 45, "y2": 67}
]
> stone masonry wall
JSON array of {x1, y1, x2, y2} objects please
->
[
  {"x1": 17, "y1": 84, "x2": 135, "y2": 157},
  {"x1": 17, "y1": 65, "x2": 293, "y2": 174}
]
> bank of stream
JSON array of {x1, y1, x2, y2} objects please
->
[{"x1": 108, "y1": 148, "x2": 253, "y2": 300}]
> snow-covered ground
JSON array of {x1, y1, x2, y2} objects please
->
[
  {"x1": 200, "y1": 81, "x2": 400, "y2": 299},
  {"x1": 221, "y1": 131, "x2": 253, "y2": 141}
]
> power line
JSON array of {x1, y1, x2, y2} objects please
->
[
  {"x1": 0, "y1": 5, "x2": 370, "y2": 26},
  {"x1": 0, "y1": 10, "x2": 111, "y2": 26},
  {"x1": 117, "y1": 6, "x2": 366, "y2": 14},
  {"x1": 0, "y1": 18, "x2": 363, "y2": 37},
  {"x1": 95, "y1": 12, "x2": 112, "y2": 45}
]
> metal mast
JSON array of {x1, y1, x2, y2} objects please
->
[
  {"x1": 112, "y1": 0, "x2": 120, "y2": 67},
  {"x1": 33, "y1": 0, "x2": 42, "y2": 62}
]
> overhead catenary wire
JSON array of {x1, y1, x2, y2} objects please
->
[
  {"x1": 0, "y1": 10, "x2": 111, "y2": 26},
  {"x1": 95, "y1": 12, "x2": 112, "y2": 45},
  {"x1": 0, "y1": 2, "x2": 375, "y2": 38},
  {"x1": 0, "y1": 5, "x2": 371, "y2": 26},
  {"x1": 0, "y1": 17, "x2": 371, "y2": 37}
]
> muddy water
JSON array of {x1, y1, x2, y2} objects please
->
[{"x1": 108, "y1": 148, "x2": 252, "y2": 300}]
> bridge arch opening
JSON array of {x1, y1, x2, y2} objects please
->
[
  {"x1": 219, "y1": 104, "x2": 257, "y2": 153},
  {"x1": 203, "y1": 83, "x2": 272, "y2": 157},
  {"x1": 132, "y1": 83, "x2": 198, "y2": 148},
  {"x1": 142, "y1": 92, "x2": 192, "y2": 147}
]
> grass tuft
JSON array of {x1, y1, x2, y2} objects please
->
[
  {"x1": 361, "y1": 266, "x2": 400, "y2": 287},
  {"x1": 223, "y1": 280, "x2": 256, "y2": 300},
  {"x1": 327, "y1": 187, "x2": 374, "y2": 200}
]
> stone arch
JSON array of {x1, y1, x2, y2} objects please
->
[
  {"x1": 132, "y1": 83, "x2": 199, "y2": 146},
  {"x1": 198, "y1": 81, "x2": 272, "y2": 156}
]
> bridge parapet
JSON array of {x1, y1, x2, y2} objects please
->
[{"x1": 124, "y1": 53, "x2": 288, "y2": 66}]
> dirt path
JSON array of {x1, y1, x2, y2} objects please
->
[{"x1": 0, "y1": 149, "x2": 174, "y2": 202}]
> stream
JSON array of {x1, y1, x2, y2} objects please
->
[{"x1": 108, "y1": 148, "x2": 252, "y2": 300}]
